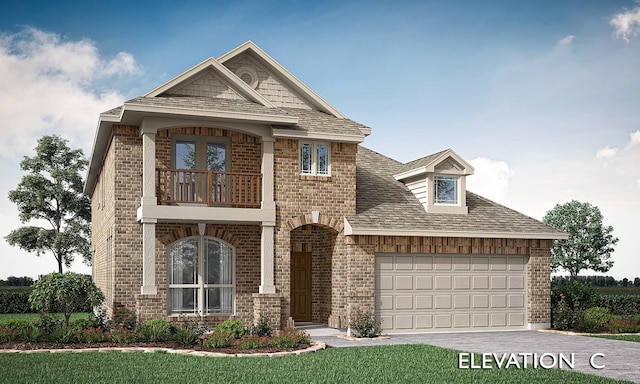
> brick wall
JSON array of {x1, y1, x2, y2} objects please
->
[
  {"x1": 274, "y1": 140, "x2": 357, "y2": 326},
  {"x1": 349, "y1": 236, "x2": 553, "y2": 326}
]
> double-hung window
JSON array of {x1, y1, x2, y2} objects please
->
[
  {"x1": 168, "y1": 237, "x2": 234, "y2": 315},
  {"x1": 300, "y1": 142, "x2": 330, "y2": 176},
  {"x1": 434, "y1": 176, "x2": 459, "y2": 205}
]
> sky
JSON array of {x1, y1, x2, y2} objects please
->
[{"x1": 0, "y1": 0, "x2": 639, "y2": 280}]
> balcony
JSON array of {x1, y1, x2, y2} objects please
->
[{"x1": 157, "y1": 169, "x2": 262, "y2": 208}]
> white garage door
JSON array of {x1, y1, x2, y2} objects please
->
[{"x1": 375, "y1": 254, "x2": 527, "y2": 333}]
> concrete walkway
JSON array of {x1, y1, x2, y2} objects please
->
[{"x1": 304, "y1": 326, "x2": 640, "y2": 383}]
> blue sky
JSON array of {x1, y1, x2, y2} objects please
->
[{"x1": 1, "y1": 0, "x2": 639, "y2": 279}]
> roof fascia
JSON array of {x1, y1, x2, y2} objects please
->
[
  {"x1": 122, "y1": 101, "x2": 298, "y2": 125},
  {"x1": 343, "y1": 222, "x2": 569, "y2": 240},
  {"x1": 218, "y1": 41, "x2": 345, "y2": 118},
  {"x1": 272, "y1": 127, "x2": 364, "y2": 143},
  {"x1": 143, "y1": 57, "x2": 276, "y2": 108}
]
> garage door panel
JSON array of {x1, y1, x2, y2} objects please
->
[
  {"x1": 434, "y1": 276, "x2": 451, "y2": 289},
  {"x1": 395, "y1": 275, "x2": 413, "y2": 290},
  {"x1": 396, "y1": 296, "x2": 414, "y2": 310},
  {"x1": 376, "y1": 254, "x2": 527, "y2": 333}
]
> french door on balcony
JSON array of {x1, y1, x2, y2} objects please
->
[{"x1": 173, "y1": 135, "x2": 231, "y2": 204}]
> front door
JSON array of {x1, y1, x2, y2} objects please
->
[{"x1": 290, "y1": 252, "x2": 312, "y2": 322}]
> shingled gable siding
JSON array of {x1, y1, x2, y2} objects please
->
[
  {"x1": 347, "y1": 236, "x2": 553, "y2": 327},
  {"x1": 274, "y1": 139, "x2": 357, "y2": 327},
  {"x1": 91, "y1": 125, "x2": 143, "y2": 317}
]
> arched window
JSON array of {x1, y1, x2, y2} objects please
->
[{"x1": 168, "y1": 237, "x2": 234, "y2": 315}]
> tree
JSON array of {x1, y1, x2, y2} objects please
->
[
  {"x1": 29, "y1": 272, "x2": 104, "y2": 327},
  {"x1": 543, "y1": 200, "x2": 618, "y2": 280},
  {"x1": 5, "y1": 135, "x2": 91, "y2": 274}
]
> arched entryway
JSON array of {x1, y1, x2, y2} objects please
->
[{"x1": 289, "y1": 224, "x2": 338, "y2": 323}]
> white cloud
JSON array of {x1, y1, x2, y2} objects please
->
[
  {"x1": 627, "y1": 129, "x2": 640, "y2": 147},
  {"x1": 0, "y1": 27, "x2": 141, "y2": 157},
  {"x1": 0, "y1": 28, "x2": 141, "y2": 279},
  {"x1": 611, "y1": 3, "x2": 640, "y2": 41},
  {"x1": 467, "y1": 157, "x2": 514, "y2": 204},
  {"x1": 558, "y1": 35, "x2": 575, "y2": 46},
  {"x1": 595, "y1": 145, "x2": 619, "y2": 160}
]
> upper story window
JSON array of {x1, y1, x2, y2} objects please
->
[
  {"x1": 434, "y1": 176, "x2": 458, "y2": 205},
  {"x1": 173, "y1": 135, "x2": 231, "y2": 172},
  {"x1": 168, "y1": 236, "x2": 235, "y2": 315},
  {"x1": 300, "y1": 141, "x2": 330, "y2": 176}
]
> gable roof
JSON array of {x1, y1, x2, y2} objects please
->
[
  {"x1": 346, "y1": 146, "x2": 567, "y2": 239},
  {"x1": 218, "y1": 41, "x2": 347, "y2": 120},
  {"x1": 394, "y1": 148, "x2": 474, "y2": 180}
]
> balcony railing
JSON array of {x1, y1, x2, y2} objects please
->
[{"x1": 157, "y1": 169, "x2": 262, "y2": 208}]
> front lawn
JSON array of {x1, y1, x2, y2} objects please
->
[
  {"x1": 591, "y1": 334, "x2": 640, "y2": 343},
  {"x1": 0, "y1": 344, "x2": 626, "y2": 383}
]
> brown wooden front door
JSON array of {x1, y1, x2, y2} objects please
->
[{"x1": 290, "y1": 252, "x2": 312, "y2": 322}]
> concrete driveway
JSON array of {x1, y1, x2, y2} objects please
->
[{"x1": 308, "y1": 328, "x2": 639, "y2": 383}]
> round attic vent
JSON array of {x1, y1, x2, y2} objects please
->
[{"x1": 236, "y1": 66, "x2": 259, "y2": 89}]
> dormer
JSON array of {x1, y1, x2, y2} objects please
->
[{"x1": 393, "y1": 149, "x2": 474, "y2": 215}]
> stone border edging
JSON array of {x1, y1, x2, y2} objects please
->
[
  {"x1": 0, "y1": 340, "x2": 326, "y2": 357},
  {"x1": 537, "y1": 329, "x2": 640, "y2": 336}
]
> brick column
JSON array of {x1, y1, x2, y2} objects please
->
[{"x1": 527, "y1": 247, "x2": 551, "y2": 329}]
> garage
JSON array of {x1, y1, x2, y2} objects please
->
[{"x1": 375, "y1": 254, "x2": 528, "y2": 333}]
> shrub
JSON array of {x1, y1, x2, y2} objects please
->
[
  {"x1": 551, "y1": 281, "x2": 601, "y2": 330},
  {"x1": 594, "y1": 295, "x2": 640, "y2": 316},
  {"x1": 75, "y1": 328, "x2": 108, "y2": 343},
  {"x1": 0, "y1": 290, "x2": 32, "y2": 314},
  {"x1": 576, "y1": 307, "x2": 613, "y2": 333},
  {"x1": 110, "y1": 328, "x2": 138, "y2": 344},
  {"x1": 202, "y1": 330, "x2": 234, "y2": 349},
  {"x1": 607, "y1": 317, "x2": 640, "y2": 333},
  {"x1": 234, "y1": 335, "x2": 269, "y2": 349},
  {"x1": 5, "y1": 320, "x2": 41, "y2": 342},
  {"x1": 32, "y1": 312, "x2": 62, "y2": 337},
  {"x1": 0, "y1": 325, "x2": 20, "y2": 343},
  {"x1": 349, "y1": 309, "x2": 381, "y2": 338},
  {"x1": 248, "y1": 314, "x2": 272, "y2": 337},
  {"x1": 29, "y1": 273, "x2": 104, "y2": 327},
  {"x1": 269, "y1": 328, "x2": 310, "y2": 348},
  {"x1": 69, "y1": 318, "x2": 93, "y2": 333},
  {"x1": 137, "y1": 318, "x2": 175, "y2": 342},
  {"x1": 214, "y1": 320, "x2": 247, "y2": 339},
  {"x1": 174, "y1": 316, "x2": 207, "y2": 346},
  {"x1": 109, "y1": 306, "x2": 137, "y2": 330}
]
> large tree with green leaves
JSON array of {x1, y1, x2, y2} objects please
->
[
  {"x1": 543, "y1": 200, "x2": 618, "y2": 280},
  {"x1": 5, "y1": 135, "x2": 91, "y2": 273}
]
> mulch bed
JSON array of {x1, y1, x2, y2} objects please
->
[{"x1": 0, "y1": 341, "x2": 311, "y2": 354}]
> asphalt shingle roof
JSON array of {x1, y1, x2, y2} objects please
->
[
  {"x1": 102, "y1": 96, "x2": 367, "y2": 138},
  {"x1": 348, "y1": 146, "x2": 565, "y2": 237}
]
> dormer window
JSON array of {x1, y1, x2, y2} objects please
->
[
  {"x1": 393, "y1": 149, "x2": 473, "y2": 215},
  {"x1": 434, "y1": 176, "x2": 458, "y2": 205}
]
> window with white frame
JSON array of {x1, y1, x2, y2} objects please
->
[
  {"x1": 434, "y1": 176, "x2": 458, "y2": 204},
  {"x1": 300, "y1": 142, "x2": 330, "y2": 175},
  {"x1": 168, "y1": 237, "x2": 234, "y2": 315}
]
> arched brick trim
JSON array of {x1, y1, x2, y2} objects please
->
[
  {"x1": 159, "y1": 225, "x2": 241, "y2": 247},
  {"x1": 285, "y1": 213, "x2": 343, "y2": 233}
]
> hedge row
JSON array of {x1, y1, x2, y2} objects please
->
[
  {"x1": 595, "y1": 295, "x2": 640, "y2": 316},
  {"x1": 0, "y1": 290, "x2": 94, "y2": 314},
  {"x1": 0, "y1": 291, "x2": 33, "y2": 314}
]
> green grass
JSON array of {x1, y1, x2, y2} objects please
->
[
  {"x1": 591, "y1": 334, "x2": 640, "y2": 343},
  {"x1": 0, "y1": 312, "x2": 90, "y2": 323},
  {"x1": 0, "y1": 344, "x2": 627, "y2": 383}
]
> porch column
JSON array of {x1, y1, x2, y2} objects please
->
[
  {"x1": 259, "y1": 223, "x2": 276, "y2": 294},
  {"x1": 140, "y1": 124, "x2": 157, "y2": 206},
  {"x1": 140, "y1": 123, "x2": 157, "y2": 295},
  {"x1": 261, "y1": 138, "x2": 275, "y2": 210},
  {"x1": 140, "y1": 219, "x2": 157, "y2": 294}
]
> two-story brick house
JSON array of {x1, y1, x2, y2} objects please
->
[{"x1": 85, "y1": 41, "x2": 566, "y2": 333}]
